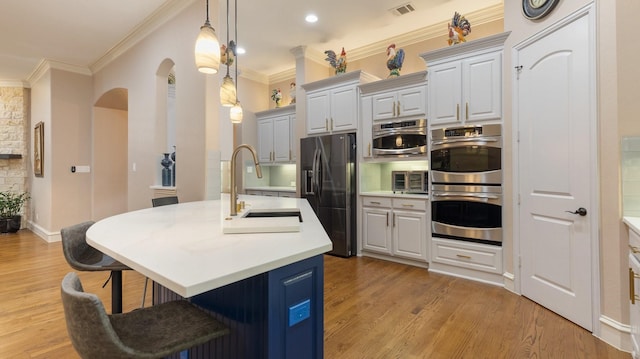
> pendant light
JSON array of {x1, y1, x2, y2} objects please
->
[
  {"x1": 229, "y1": 0, "x2": 243, "y2": 123},
  {"x1": 220, "y1": 0, "x2": 236, "y2": 107},
  {"x1": 194, "y1": 0, "x2": 220, "y2": 74}
]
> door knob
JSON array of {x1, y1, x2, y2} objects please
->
[{"x1": 565, "y1": 207, "x2": 587, "y2": 216}]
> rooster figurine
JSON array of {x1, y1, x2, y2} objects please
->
[
  {"x1": 448, "y1": 12, "x2": 471, "y2": 46},
  {"x1": 386, "y1": 44, "x2": 405, "y2": 78},
  {"x1": 324, "y1": 47, "x2": 347, "y2": 75}
]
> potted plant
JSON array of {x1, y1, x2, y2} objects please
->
[{"x1": 0, "y1": 190, "x2": 30, "y2": 233}]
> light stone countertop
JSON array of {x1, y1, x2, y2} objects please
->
[{"x1": 86, "y1": 194, "x2": 332, "y2": 298}]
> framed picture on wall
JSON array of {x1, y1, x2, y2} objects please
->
[{"x1": 34, "y1": 122, "x2": 43, "y2": 177}]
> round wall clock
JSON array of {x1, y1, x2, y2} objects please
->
[{"x1": 522, "y1": 0, "x2": 559, "y2": 20}]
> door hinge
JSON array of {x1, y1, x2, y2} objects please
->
[
  {"x1": 518, "y1": 255, "x2": 522, "y2": 268},
  {"x1": 515, "y1": 65, "x2": 523, "y2": 80},
  {"x1": 518, "y1": 194, "x2": 521, "y2": 205}
]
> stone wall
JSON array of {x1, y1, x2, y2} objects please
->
[{"x1": 0, "y1": 87, "x2": 29, "y2": 219}]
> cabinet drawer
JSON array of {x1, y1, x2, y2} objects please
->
[
  {"x1": 431, "y1": 237, "x2": 502, "y2": 274},
  {"x1": 362, "y1": 197, "x2": 392, "y2": 208},
  {"x1": 392, "y1": 198, "x2": 427, "y2": 211}
]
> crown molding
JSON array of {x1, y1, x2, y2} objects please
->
[
  {"x1": 90, "y1": 0, "x2": 198, "y2": 74},
  {"x1": 273, "y1": 3, "x2": 504, "y2": 79},
  {"x1": 27, "y1": 59, "x2": 92, "y2": 85},
  {"x1": 0, "y1": 80, "x2": 30, "y2": 88}
]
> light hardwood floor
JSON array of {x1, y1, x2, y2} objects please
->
[{"x1": 0, "y1": 230, "x2": 631, "y2": 358}]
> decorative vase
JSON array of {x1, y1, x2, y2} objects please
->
[{"x1": 161, "y1": 153, "x2": 172, "y2": 187}]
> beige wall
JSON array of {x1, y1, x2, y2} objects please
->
[
  {"x1": 50, "y1": 70, "x2": 94, "y2": 231},
  {"x1": 93, "y1": 106, "x2": 127, "y2": 220},
  {"x1": 92, "y1": 1, "x2": 217, "y2": 209}
]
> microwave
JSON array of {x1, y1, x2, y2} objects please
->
[
  {"x1": 372, "y1": 119, "x2": 427, "y2": 157},
  {"x1": 392, "y1": 171, "x2": 428, "y2": 194}
]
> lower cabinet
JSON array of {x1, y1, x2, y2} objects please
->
[
  {"x1": 361, "y1": 196, "x2": 428, "y2": 264},
  {"x1": 627, "y1": 222, "x2": 640, "y2": 358},
  {"x1": 430, "y1": 237, "x2": 503, "y2": 285}
]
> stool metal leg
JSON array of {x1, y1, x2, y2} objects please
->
[{"x1": 111, "y1": 270, "x2": 123, "y2": 314}]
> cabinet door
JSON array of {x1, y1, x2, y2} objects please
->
[
  {"x1": 289, "y1": 115, "x2": 297, "y2": 162},
  {"x1": 257, "y1": 119, "x2": 274, "y2": 163},
  {"x1": 330, "y1": 85, "x2": 358, "y2": 132},
  {"x1": 362, "y1": 207, "x2": 392, "y2": 254},
  {"x1": 397, "y1": 86, "x2": 426, "y2": 118},
  {"x1": 463, "y1": 52, "x2": 502, "y2": 122},
  {"x1": 360, "y1": 96, "x2": 373, "y2": 159},
  {"x1": 306, "y1": 91, "x2": 330, "y2": 135},
  {"x1": 428, "y1": 62, "x2": 462, "y2": 126},
  {"x1": 371, "y1": 92, "x2": 397, "y2": 121},
  {"x1": 273, "y1": 115, "x2": 291, "y2": 162},
  {"x1": 392, "y1": 210, "x2": 427, "y2": 261}
]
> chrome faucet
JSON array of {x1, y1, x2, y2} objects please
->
[{"x1": 230, "y1": 144, "x2": 262, "y2": 216}]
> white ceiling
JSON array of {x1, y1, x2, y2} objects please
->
[{"x1": 0, "y1": 0, "x2": 502, "y2": 84}]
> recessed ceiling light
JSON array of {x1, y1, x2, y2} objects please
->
[
  {"x1": 305, "y1": 14, "x2": 318, "y2": 23},
  {"x1": 236, "y1": 47, "x2": 246, "y2": 55}
]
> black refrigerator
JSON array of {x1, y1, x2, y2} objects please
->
[{"x1": 300, "y1": 133, "x2": 357, "y2": 257}]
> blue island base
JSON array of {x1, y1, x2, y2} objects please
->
[{"x1": 154, "y1": 255, "x2": 325, "y2": 359}]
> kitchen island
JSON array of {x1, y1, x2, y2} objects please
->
[{"x1": 86, "y1": 194, "x2": 332, "y2": 359}]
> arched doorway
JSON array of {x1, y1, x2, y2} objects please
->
[{"x1": 93, "y1": 88, "x2": 128, "y2": 220}]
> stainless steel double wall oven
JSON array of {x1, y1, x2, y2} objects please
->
[{"x1": 430, "y1": 124, "x2": 502, "y2": 245}]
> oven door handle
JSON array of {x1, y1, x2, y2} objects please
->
[
  {"x1": 432, "y1": 192, "x2": 500, "y2": 200},
  {"x1": 431, "y1": 138, "x2": 499, "y2": 146}
]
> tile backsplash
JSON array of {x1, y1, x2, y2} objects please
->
[
  {"x1": 622, "y1": 137, "x2": 640, "y2": 216},
  {"x1": 244, "y1": 162, "x2": 296, "y2": 188}
]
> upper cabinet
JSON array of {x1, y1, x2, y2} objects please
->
[
  {"x1": 360, "y1": 71, "x2": 428, "y2": 123},
  {"x1": 420, "y1": 32, "x2": 510, "y2": 127},
  {"x1": 301, "y1": 70, "x2": 378, "y2": 136},
  {"x1": 255, "y1": 105, "x2": 296, "y2": 164}
]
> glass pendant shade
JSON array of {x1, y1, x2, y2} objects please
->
[
  {"x1": 220, "y1": 75, "x2": 237, "y2": 107},
  {"x1": 194, "y1": 23, "x2": 220, "y2": 74},
  {"x1": 230, "y1": 101, "x2": 243, "y2": 123}
]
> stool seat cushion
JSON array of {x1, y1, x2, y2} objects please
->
[{"x1": 61, "y1": 272, "x2": 229, "y2": 359}]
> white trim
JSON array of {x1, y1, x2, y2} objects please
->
[
  {"x1": 0, "y1": 80, "x2": 29, "y2": 88},
  {"x1": 27, "y1": 221, "x2": 61, "y2": 243},
  {"x1": 90, "y1": 0, "x2": 198, "y2": 75},
  {"x1": 599, "y1": 315, "x2": 632, "y2": 352},
  {"x1": 511, "y1": 1, "x2": 600, "y2": 335},
  {"x1": 502, "y1": 271, "x2": 516, "y2": 293}
]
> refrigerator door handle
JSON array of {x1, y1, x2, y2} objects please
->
[
  {"x1": 311, "y1": 148, "x2": 319, "y2": 194},
  {"x1": 316, "y1": 149, "x2": 323, "y2": 198},
  {"x1": 303, "y1": 170, "x2": 314, "y2": 195}
]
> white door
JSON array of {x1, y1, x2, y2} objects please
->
[{"x1": 516, "y1": 10, "x2": 595, "y2": 330}]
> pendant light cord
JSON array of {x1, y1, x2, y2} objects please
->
[
  {"x1": 205, "y1": 0, "x2": 210, "y2": 26},
  {"x1": 225, "y1": 0, "x2": 231, "y2": 77},
  {"x1": 234, "y1": 0, "x2": 238, "y2": 97}
]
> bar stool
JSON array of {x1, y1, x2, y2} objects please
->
[
  {"x1": 61, "y1": 221, "x2": 130, "y2": 314},
  {"x1": 61, "y1": 272, "x2": 229, "y2": 359}
]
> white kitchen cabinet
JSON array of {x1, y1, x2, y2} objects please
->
[
  {"x1": 245, "y1": 189, "x2": 295, "y2": 197},
  {"x1": 371, "y1": 86, "x2": 425, "y2": 121},
  {"x1": 420, "y1": 32, "x2": 509, "y2": 127},
  {"x1": 255, "y1": 106, "x2": 295, "y2": 163},
  {"x1": 361, "y1": 196, "x2": 428, "y2": 263},
  {"x1": 302, "y1": 71, "x2": 378, "y2": 136},
  {"x1": 626, "y1": 219, "x2": 640, "y2": 358}
]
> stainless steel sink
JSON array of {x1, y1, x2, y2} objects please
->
[
  {"x1": 243, "y1": 209, "x2": 302, "y2": 222},
  {"x1": 222, "y1": 208, "x2": 303, "y2": 234}
]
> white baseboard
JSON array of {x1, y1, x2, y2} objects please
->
[
  {"x1": 27, "y1": 221, "x2": 61, "y2": 242},
  {"x1": 599, "y1": 315, "x2": 631, "y2": 353},
  {"x1": 503, "y1": 271, "x2": 516, "y2": 293}
]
